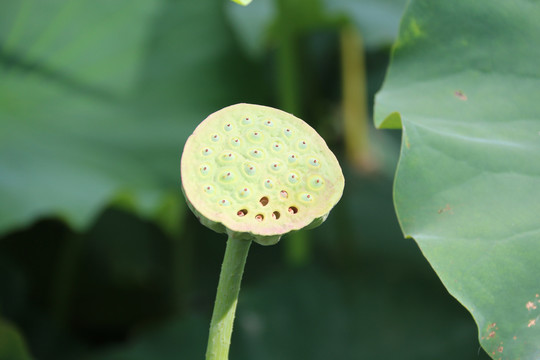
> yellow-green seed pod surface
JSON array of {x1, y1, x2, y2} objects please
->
[{"x1": 181, "y1": 104, "x2": 344, "y2": 245}]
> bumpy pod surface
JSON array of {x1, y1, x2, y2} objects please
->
[{"x1": 181, "y1": 104, "x2": 344, "y2": 245}]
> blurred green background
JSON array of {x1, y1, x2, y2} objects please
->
[{"x1": 0, "y1": 1, "x2": 491, "y2": 359}]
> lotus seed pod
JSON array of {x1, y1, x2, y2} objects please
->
[{"x1": 180, "y1": 103, "x2": 344, "y2": 246}]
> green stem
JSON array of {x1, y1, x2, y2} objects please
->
[
  {"x1": 276, "y1": 0, "x2": 310, "y2": 266},
  {"x1": 340, "y1": 24, "x2": 375, "y2": 172},
  {"x1": 206, "y1": 236, "x2": 252, "y2": 360},
  {"x1": 276, "y1": 0, "x2": 300, "y2": 115}
]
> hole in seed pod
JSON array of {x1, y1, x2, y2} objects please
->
[
  {"x1": 280, "y1": 190, "x2": 288, "y2": 198},
  {"x1": 255, "y1": 214, "x2": 264, "y2": 221},
  {"x1": 237, "y1": 209, "x2": 248, "y2": 217},
  {"x1": 272, "y1": 211, "x2": 280, "y2": 220},
  {"x1": 259, "y1": 196, "x2": 269, "y2": 206},
  {"x1": 288, "y1": 206, "x2": 298, "y2": 214}
]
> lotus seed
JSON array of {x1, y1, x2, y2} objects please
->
[
  {"x1": 224, "y1": 123, "x2": 233, "y2": 131},
  {"x1": 248, "y1": 131, "x2": 263, "y2": 142},
  {"x1": 280, "y1": 190, "x2": 288, "y2": 198},
  {"x1": 308, "y1": 158, "x2": 320, "y2": 167},
  {"x1": 288, "y1": 173, "x2": 299, "y2": 184},
  {"x1": 272, "y1": 142, "x2": 283, "y2": 152},
  {"x1": 264, "y1": 179, "x2": 274, "y2": 189},
  {"x1": 242, "y1": 117, "x2": 252, "y2": 125},
  {"x1": 249, "y1": 149, "x2": 264, "y2": 158},
  {"x1": 287, "y1": 154, "x2": 298, "y2": 164},
  {"x1": 220, "y1": 171, "x2": 235, "y2": 182},
  {"x1": 243, "y1": 163, "x2": 257, "y2": 176},
  {"x1": 211, "y1": 134, "x2": 220, "y2": 142},
  {"x1": 219, "y1": 199, "x2": 231, "y2": 206},
  {"x1": 264, "y1": 120, "x2": 274, "y2": 127},
  {"x1": 238, "y1": 187, "x2": 251, "y2": 198},
  {"x1": 220, "y1": 152, "x2": 235, "y2": 162},
  {"x1": 200, "y1": 165, "x2": 210, "y2": 176},
  {"x1": 298, "y1": 140, "x2": 308, "y2": 150},
  {"x1": 202, "y1": 148, "x2": 213, "y2": 156},
  {"x1": 231, "y1": 138, "x2": 241, "y2": 147},
  {"x1": 308, "y1": 175, "x2": 324, "y2": 189},
  {"x1": 204, "y1": 185, "x2": 214, "y2": 194},
  {"x1": 270, "y1": 161, "x2": 282, "y2": 171},
  {"x1": 300, "y1": 193, "x2": 313, "y2": 202},
  {"x1": 283, "y1": 128, "x2": 292, "y2": 137}
]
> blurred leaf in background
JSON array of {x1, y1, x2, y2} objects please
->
[
  {"x1": 226, "y1": 0, "x2": 407, "y2": 58},
  {"x1": 0, "y1": 0, "x2": 263, "y2": 236}
]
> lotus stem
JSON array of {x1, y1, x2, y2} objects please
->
[
  {"x1": 276, "y1": 0, "x2": 311, "y2": 266},
  {"x1": 206, "y1": 236, "x2": 252, "y2": 360},
  {"x1": 340, "y1": 24, "x2": 374, "y2": 172}
]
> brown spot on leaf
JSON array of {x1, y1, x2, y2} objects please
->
[
  {"x1": 438, "y1": 204, "x2": 452, "y2": 214},
  {"x1": 455, "y1": 90, "x2": 468, "y2": 100},
  {"x1": 526, "y1": 301, "x2": 537, "y2": 310},
  {"x1": 528, "y1": 319, "x2": 536, "y2": 327}
]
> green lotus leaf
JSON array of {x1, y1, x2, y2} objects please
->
[{"x1": 375, "y1": 0, "x2": 540, "y2": 359}]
